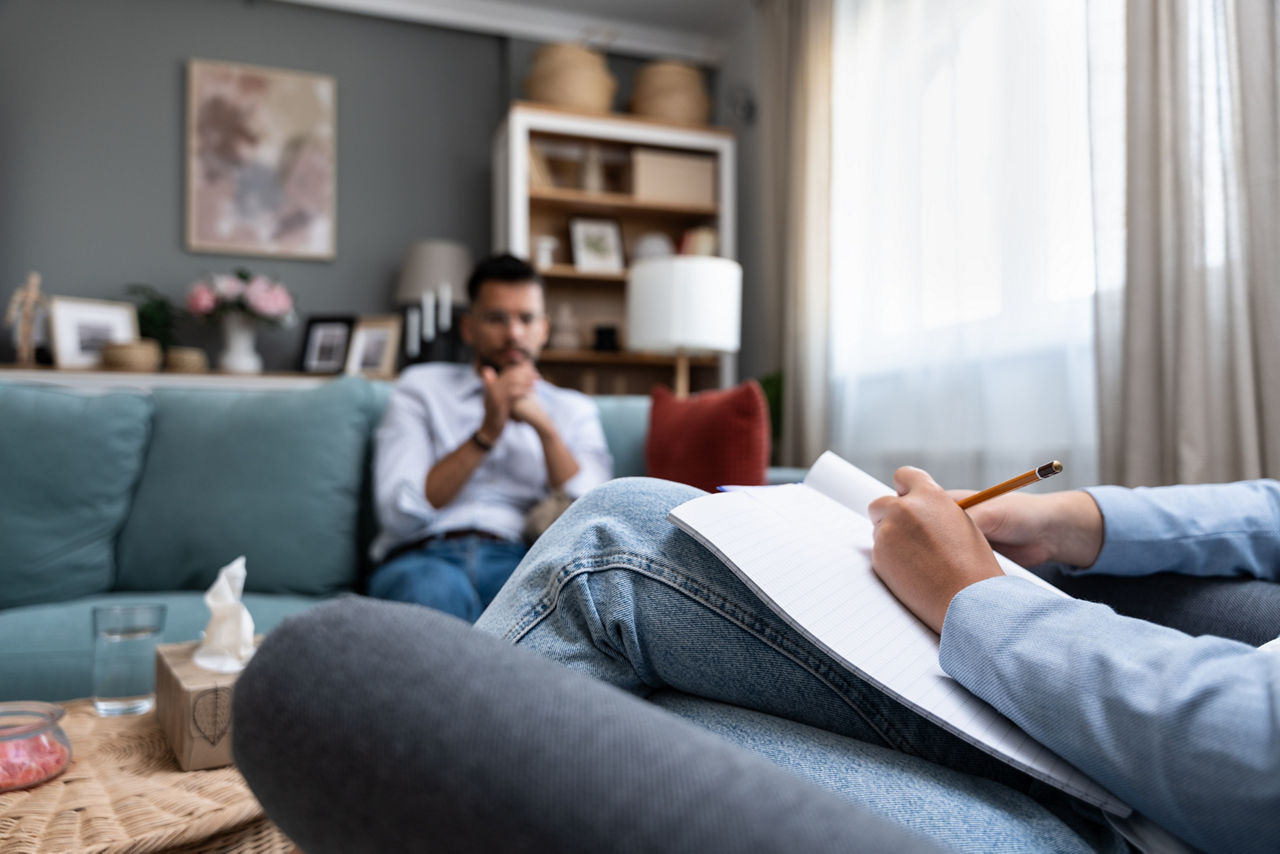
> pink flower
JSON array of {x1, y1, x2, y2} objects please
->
[
  {"x1": 186, "y1": 282, "x2": 217, "y2": 315},
  {"x1": 213, "y1": 274, "x2": 245, "y2": 300},
  {"x1": 244, "y1": 276, "x2": 293, "y2": 319}
]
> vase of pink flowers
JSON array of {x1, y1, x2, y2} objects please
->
[{"x1": 187, "y1": 269, "x2": 295, "y2": 374}]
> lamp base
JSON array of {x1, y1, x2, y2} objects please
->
[{"x1": 674, "y1": 350, "x2": 691, "y2": 399}]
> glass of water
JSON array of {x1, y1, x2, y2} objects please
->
[{"x1": 91, "y1": 604, "x2": 166, "y2": 716}]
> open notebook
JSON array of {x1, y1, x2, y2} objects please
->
[{"x1": 668, "y1": 451, "x2": 1130, "y2": 816}]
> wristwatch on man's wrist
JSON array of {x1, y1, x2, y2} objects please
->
[{"x1": 470, "y1": 429, "x2": 496, "y2": 452}]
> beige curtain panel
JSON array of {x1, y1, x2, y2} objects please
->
[
  {"x1": 759, "y1": 0, "x2": 834, "y2": 468},
  {"x1": 1098, "y1": 0, "x2": 1280, "y2": 486}
]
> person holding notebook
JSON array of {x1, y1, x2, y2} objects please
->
[{"x1": 475, "y1": 472, "x2": 1280, "y2": 853}]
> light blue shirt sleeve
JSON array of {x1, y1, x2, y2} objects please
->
[
  {"x1": 1079, "y1": 480, "x2": 1280, "y2": 580},
  {"x1": 941, "y1": 577, "x2": 1280, "y2": 853},
  {"x1": 939, "y1": 478, "x2": 1280, "y2": 853}
]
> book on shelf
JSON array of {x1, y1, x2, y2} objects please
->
[{"x1": 667, "y1": 451, "x2": 1130, "y2": 817}]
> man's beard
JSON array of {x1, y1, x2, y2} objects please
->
[{"x1": 478, "y1": 347, "x2": 534, "y2": 372}]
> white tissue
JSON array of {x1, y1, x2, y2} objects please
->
[{"x1": 192, "y1": 556, "x2": 256, "y2": 673}]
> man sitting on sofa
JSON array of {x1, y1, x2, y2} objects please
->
[{"x1": 368, "y1": 253, "x2": 612, "y2": 621}]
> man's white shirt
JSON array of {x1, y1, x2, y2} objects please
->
[{"x1": 371, "y1": 363, "x2": 612, "y2": 561}]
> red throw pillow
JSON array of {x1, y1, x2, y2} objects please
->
[{"x1": 645, "y1": 380, "x2": 771, "y2": 492}]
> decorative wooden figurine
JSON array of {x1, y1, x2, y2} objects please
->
[{"x1": 5, "y1": 272, "x2": 47, "y2": 366}]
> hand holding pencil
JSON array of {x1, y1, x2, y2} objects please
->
[
  {"x1": 958, "y1": 465, "x2": 1107, "y2": 571},
  {"x1": 869, "y1": 461, "x2": 1096, "y2": 633}
]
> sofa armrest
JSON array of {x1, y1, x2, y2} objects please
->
[
  {"x1": 233, "y1": 597, "x2": 942, "y2": 854},
  {"x1": 766, "y1": 466, "x2": 808, "y2": 485}
]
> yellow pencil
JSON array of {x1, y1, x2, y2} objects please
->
[{"x1": 957, "y1": 461, "x2": 1063, "y2": 510}]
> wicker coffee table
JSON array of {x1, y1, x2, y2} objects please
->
[{"x1": 0, "y1": 700, "x2": 294, "y2": 853}]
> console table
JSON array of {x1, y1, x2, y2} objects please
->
[{"x1": 0, "y1": 367, "x2": 327, "y2": 392}]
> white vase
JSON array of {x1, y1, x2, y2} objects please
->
[{"x1": 218, "y1": 312, "x2": 263, "y2": 374}]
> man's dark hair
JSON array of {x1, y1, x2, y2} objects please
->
[{"x1": 466, "y1": 253, "x2": 542, "y2": 303}]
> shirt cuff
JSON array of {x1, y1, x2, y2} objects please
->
[{"x1": 1074, "y1": 485, "x2": 1154, "y2": 576}]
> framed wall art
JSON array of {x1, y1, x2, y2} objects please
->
[
  {"x1": 344, "y1": 315, "x2": 401, "y2": 379},
  {"x1": 187, "y1": 59, "x2": 337, "y2": 260},
  {"x1": 48, "y1": 297, "x2": 139, "y2": 369}
]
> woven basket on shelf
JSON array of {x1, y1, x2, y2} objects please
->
[
  {"x1": 165, "y1": 345, "x2": 209, "y2": 373},
  {"x1": 524, "y1": 42, "x2": 616, "y2": 113},
  {"x1": 631, "y1": 60, "x2": 710, "y2": 125},
  {"x1": 100, "y1": 338, "x2": 161, "y2": 372}
]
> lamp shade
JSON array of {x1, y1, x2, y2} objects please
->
[
  {"x1": 395, "y1": 239, "x2": 472, "y2": 305},
  {"x1": 626, "y1": 256, "x2": 742, "y2": 353}
]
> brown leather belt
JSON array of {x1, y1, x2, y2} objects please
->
[{"x1": 383, "y1": 529, "x2": 507, "y2": 563}]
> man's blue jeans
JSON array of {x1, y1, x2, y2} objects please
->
[
  {"x1": 476, "y1": 478, "x2": 1127, "y2": 852},
  {"x1": 370, "y1": 536, "x2": 528, "y2": 622}
]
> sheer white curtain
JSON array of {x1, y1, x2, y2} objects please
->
[{"x1": 829, "y1": 0, "x2": 1115, "y2": 490}]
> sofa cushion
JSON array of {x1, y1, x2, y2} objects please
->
[
  {"x1": 0, "y1": 591, "x2": 322, "y2": 702},
  {"x1": 0, "y1": 384, "x2": 152, "y2": 610},
  {"x1": 645, "y1": 381, "x2": 771, "y2": 492},
  {"x1": 115, "y1": 377, "x2": 380, "y2": 596},
  {"x1": 593, "y1": 395, "x2": 653, "y2": 478}
]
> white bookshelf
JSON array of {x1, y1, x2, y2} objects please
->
[{"x1": 493, "y1": 101, "x2": 738, "y2": 393}]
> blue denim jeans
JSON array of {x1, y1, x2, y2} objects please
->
[
  {"x1": 369, "y1": 536, "x2": 528, "y2": 622},
  {"x1": 476, "y1": 478, "x2": 1127, "y2": 852}
]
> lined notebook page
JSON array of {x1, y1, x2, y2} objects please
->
[{"x1": 669, "y1": 476, "x2": 1129, "y2": 815}]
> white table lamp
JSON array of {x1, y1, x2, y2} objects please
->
[
  {"x1": 627, "y1": 256, "x2": 742, "y2": 397},
  {"x1": 396, "y1": 239, "x2": 472, "y2": 355}
]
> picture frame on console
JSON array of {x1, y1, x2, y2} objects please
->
[
  {"x1": 48, "y1": 297, "x2": 139, "y2": 369},
  {"x1": 299, "y1": 315, "x2": 355, "y2": 374},
  {"x1": 344, "y1": 315, "x2": 401, "y2": 379},
  {"x1": 569, "y1": 217, "x2": 625, "y2": 273},
  {"x1": 186, "y1": 59, "x2": 337, "y2": 261}
]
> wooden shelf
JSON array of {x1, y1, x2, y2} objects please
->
[
  {"x1": 538, "y1": 264, "x2": 627, "y2": 283},
  {"x1": 529, "y1": 186, "x2": 717, "y2": 217},
  {"x1": 512, "y1": 101, "x2": 735, "y2": 138},
  {"x1": 539, "y1": 349, "x2": 717, "y2": 367}
]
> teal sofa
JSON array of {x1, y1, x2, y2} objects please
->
[{"x1": 0, "y1": 376, "x2": 796, "y2": 702}]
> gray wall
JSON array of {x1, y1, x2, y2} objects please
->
[
  {"x1": 0, "y1": 0, "x2": 747, "y2": 373},
  {"x1": 0, "y1": 0, "x2": 503, "y2": 369}
]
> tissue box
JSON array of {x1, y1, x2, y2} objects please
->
[{"x1": 155, "y1": 641, "x2": 250, "y2": 771}]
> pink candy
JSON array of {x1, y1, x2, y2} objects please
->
[{"x1": 0, "y1": 733, "x2": 70, "y2": 792}]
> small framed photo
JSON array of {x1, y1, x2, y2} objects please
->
[
  {"x1": 344, "y1": 315, "x2": 402, "y2": 379},
  {"x1": 298, "y1": 315, "x2": 355, "y2": 374},
  {"x1": 570, "y1": 217, "x2": 625, "y2": 273},
  {"x1": 48, "y1": 297, "x2": 139, "y2": 369}
]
